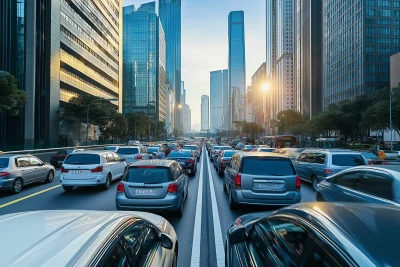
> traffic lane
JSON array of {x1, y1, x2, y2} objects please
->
[{"x1": 208, "y1": 158, "x2": 316, "y2": 242}]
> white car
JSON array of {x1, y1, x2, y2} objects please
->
[
  {"x1": 116, "y1": 146, "x2": 153, "y2": 165},
  {"x1": 60, "y1": 151, "x2": 127, "y2": 191},
  {"x1": 102, "y1": 146, "x2": 120, "y2": 152}
]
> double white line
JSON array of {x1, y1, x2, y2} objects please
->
[{"x1": 190, "y1": 147, "x2": 224, "y2": 267}]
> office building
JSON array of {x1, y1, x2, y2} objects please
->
[
  {"x1": 391, "y1": 52, "x2": 400, "y2": 89},
  {"x1": 266, "y1": 0, "x2": 277, "y2": 130},
  {"x1": 222, "y1": 69, "x2": 229, "y2": 130},
  {"x1": 123, "y1": 3, "x2": 166, "y2": 122},
  {"x1": 251, "y1": 63, "x2": 267, "y2": 126},
  {"x1": 323, "y1": 0, "x2": 400, "y2": 109},
  {"x1": 245, "y1": 86, "x2": 254, "y2": 123},
  {"x1": 159, "y1": 0, "x2": 182, "y2": 130},
  {"x1": 294, "y1": 0, "x2": 322, "y2": 118},
  {"x1": 0, "y1": 0, "x2": 122, "y2": 150},
  {"x1": 183, "y1": 104, "x2": 191, "y2": 133},
  {"x1": 201, "y1": 95, "x2": 210, "y2": 131},
  {"x1": 210, "y1": 70, "x2": 224, "y2": 132},
  {"x1": 228, "y1": 11, "x2": 246, "y2": 125},
  {"x1": 166, "y1": 87, "x2": 175, "y2": 134}
]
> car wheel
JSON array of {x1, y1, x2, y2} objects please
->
[
  {"x1": 174, "y1": 197, "x2": 184, "y2": 217},
  {"x1": 223, "y1": 179, "x2": 227, "y2": 192},
  {"x1": 63, "y1": 185, "x2": 73, "y2": 192},
  {"x1": 218, "y1": 168, "x2": 223, "y2": 177},
  {"x1": 228, "y1": 188, "x2": 238, "y2": 209},
  {"x1": 312, "y1": 175, "x2": 319, "y2": 192},
  {"x1": 12, "y1": 178, "x2": 23, "y2": 194},
  {"x1": 45, "y1": 170, "x2": 54, "y2": 183},
  {"x1": 102, "y1": 174, "x2": 112, "y2": 190}
]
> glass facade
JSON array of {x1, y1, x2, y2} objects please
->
[
  {"x1": 201, "y1": 95, "x2": 210, "y2": 131},
  {"x1": 159, "y1": 0, "x2": 181, "y2": 128},
  {"x1": 222, "y1": 69, "x2": 229, "y2": 130},
  {"x1": 123, "y1": 3, "x2": 166, "y2": 122},
  {"x1": 228, "y1": 11, "x2": 246, "y2": 125},
  {"x1": 210, "y1": 70, "x2": 224, "y2": 132},
  {"x1": 323, "y1": 0, "x2": 400, "y2": 108}
]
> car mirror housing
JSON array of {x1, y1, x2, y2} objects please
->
[
  {"x1": 228, "y1": 225, "x2": 246, "y2": 244},
  {"x1": 160, "y1": 233, "x2": 173, "y2": 249},
  {"x1": 121, "y1": 158, "x2": 126, "y2": 162}
]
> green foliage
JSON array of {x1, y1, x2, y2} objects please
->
[
  {"x1": 0, "y1": 72, "x2": 28, "y2": 115},
  {"x1": 276, "y1": 110, "x2": 308, "y2": 135},
  {"x1": 233, "y1": 121, "x2": 264, "y2": 137},
  {"x1": 102, "y1": 113, "x2": 128, "y2": 140}
]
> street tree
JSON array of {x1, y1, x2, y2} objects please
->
[
  {"x1": 0, "y1": 72, "x2": 28, "y2": 115},
  {"x1": 102, "y1": 113, "x2": 128, "y2": 141},
  {"x1": 276, "y1": 110, "x2": 307, "y2": 135}
]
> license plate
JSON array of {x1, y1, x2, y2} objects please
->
[
  {"x1": 71, "y1": 170, "x2": 89, "y2": 175},
  {"x1": 136, "y1": 189, "x2": 156, "y2": 195},
  {"x1": 254, "y1": 183, "x2": 284, "y2": 190}
]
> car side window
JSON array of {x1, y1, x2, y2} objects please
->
[
  {"x1": 297, "y1": 153, "x2": 306, "y2": 162},
  {"x1": 305, "y1": 153, "x2": 315, "y2": 163},
  {"x1": 29, "y1": 157, "x2": 43, "y2": 166},
  {"x1": 16, "y1": 157, "x2": 31, "y2": 168},
  {"x1": 102, "y1": 155, "x2": 108, "y2": 163},
  {"x1": 314, "y1": 153, "x2": 326, "y2": 164},
  {"x1": 106, "y1": 153, "x2": 115, "y2": 162},
  {"x1": 176, "y1": 164, "x2": 183, "y2": 177},
  {"x1": 358, "y1": 171, "x2": 394, "y2": 201},
  {"x1": 113, "y1": 153, "x2": 122, "y2": 161},
  {"x1": 333, "y1": 172, "x2": 362, "y2": 189}
]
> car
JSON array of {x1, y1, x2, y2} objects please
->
[
  {"x1": 0, "y1": 210, "x2": 178, "y2": 266},
  {"x1": 274, "y1": 147, "x2": 305, "y2": 160},
  {"x1": 60, "y1": 151, "x2": 127, "y2": 191},
  {"x1": 214, "y1": 150, "x2": 236, "y2": 176},
  {"x1": 210, "y1": 146, "x2": 232, "y2": 162},
  {"x1": 382, "y1": 150, "x2": 399, "y2": 161},
  {"x1": 184, "y1": 145, "x2": 201, "y2": 160},
  {"x1": 235, "y1": 143, "x2": 245, "y2": 150},
  {"x1": 128, "y1": 140, "x2": 141, "y2": 146},
  {"x1": 116, "y1": 160, "x2": 189, "y2": 216},
  {"x1": 148, "y1": 146, "x2": 164, "y2": 158},
  {"x1": 360, "y1": 151, "x2": 387, "y2": 165},
  {"x1": 102, "y1": 146, "x2": 120, "y2": 152},
  {"x1": 167, "y1": 150, "x2": 197, "y2": 176},
  {"x1": 225, "y1": 202, "x2": 400, "y2": 267},
  {"x1": 255, "y1": 147, "x2": 275, "y2": 153},
  {"x1": 116, "y1": 146, "x2": 153, "y2": 165},
  {"x1": 0, "y1": 154, "x2": 55, "y2": 194},
  {"x1": 50, "y1": 149, "x2": 76, "y2": 167},
  {"x1": 223, "y1": 152, "x2": 301, "y2": 209},
  {"x1": 316, "y1": 165, "x2": 400, "y2": 204},
  {"x1": 293, "y1": 149, "x2": 368, "y2": 191},
  {"x1": 242, "y1": 145, "x2": 257, "y2": 152}
]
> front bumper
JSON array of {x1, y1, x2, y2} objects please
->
[
  {"x1": 0, "y1": 177, "x2": 15, "y2": 192},
  {"x1": 116, "y1": 193, "x2": 181, "y2": 211},
  {"x1": 231, "y1": 189, "x2": 301, "y2": 206}
]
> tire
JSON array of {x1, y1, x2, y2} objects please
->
[
  {"x1": 45, "y1": 170, "x2": 54, "y2": 183},
  {"x1": 312, "y1": 175, "x2": 319, "y2": 192},
  {"x1": 63, "y1": 185, "x2": 73, "y2": 192},
  {"x1": 102, "y1": 174, "x2": 112, "y2": 190},
  {"x1": 174, "y1": 197, "x2": 184, "y2": 217},
  {"x1": 12, "y1": 178, "x2": 23, "y2": 194},
  {"x1": 228, "y1": 188, "x2": 238, "y2": 209},
  {"x1": 218, "y1": 167, "x2": 223, "y2": 177},
  {"x1": 223, "y1": 180, "x2": 227, "y2": 192}
]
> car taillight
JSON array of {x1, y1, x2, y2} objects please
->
[
  {"x1": 0, "y1": 172, "x2": 10, "y2": 177},
  {"x1": 60, "y1": 167, "x2": 69, "y2": 173},
  {"x1": 91, "y1": 166, "x2": 104, "y2": 173},
  {"x1": 323, "y1": 169, "x2": 332, "y2": 174},
  {"x1": 221, "y1": 159, "x2": 225, "y2": 164},
  {"x1": 368, "y1": 161, "x2": 373, "y2": 165},
  {"x1": 168, "y1": 183, "x2": 178, "y2": 193},
  {"x1": 134, "y1": 155, "x2": 143, "y2": 160},
  {"x1": 384, "y1": 161, "x2": 390, "y2": 165},
  {"x1": 235, "y1": 173, "x2": 242, "y2": 189},
  {"x1": 296, "y1": 175, "x2": 301, "y2": 191},
  {"x1": 117, "y1": 182, "x2": 125, "y2": 193},
  {"x1": 187, "y1": 159, "x2": 195, "y2": 164}
]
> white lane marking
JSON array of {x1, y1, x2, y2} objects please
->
[
  {"x1": 190, "y1": 147, "x2": 205, "y2": 267},
  {"x1": 207, "y1": 153, "x2": 225, "y2": 267}
]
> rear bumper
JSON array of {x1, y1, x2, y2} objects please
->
[
  {"x1": 116, "y1": 193, "x2": 181, "y2": 211},
  {"x1": 60, "y1": 174, "x2": 106, "y2": 187},
  {"x1": 231, "y1": 189, "x2": 301, "y2": 206}
]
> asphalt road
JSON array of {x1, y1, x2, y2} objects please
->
[{"x1": 0, "y1": 148, "x2": 316, "y2": 267}]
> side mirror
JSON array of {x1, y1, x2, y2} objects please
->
[
  {"x1": 228, "y1": 225, "x2": 246, "y2": 244},
  {"x1": 160, "y1": 233, "x2": 174, "y2": 249}
]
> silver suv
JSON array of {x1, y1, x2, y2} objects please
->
[{"x1": 293, "y1": 149, "x2": 368, "y2": 191}]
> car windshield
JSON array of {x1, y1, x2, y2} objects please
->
[
  {"x1": 64, "y1": 154, "x2": 100, "y2": 165},
  {"x1": 223, "y1": 151, "x2": 236, "y2": 157},
  {"x1": 117, "y1": 148, "x2": 139, "y2": 155},
  {"x1": 243, "y1": 158, "x2": 296, "y2": 176},
  {"x1": 332, "y1": 154, "x2": 366, "y2": 166},
  {"x1": 168, "y1": 150, "x2": 191, "y2": 158},
  {"x1": 103, "y1": 146, "x2": 116, "y2": 151},
  {"x1": 148, "y1": 147, "x2": 159, "y2": 153},
  {"x1": 0, "y1": 158, "x2": 9, "y2": 168},
  {"x1": 127, "y1": 167, "x2": 172, "y2": 183}
]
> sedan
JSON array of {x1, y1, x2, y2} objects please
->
[
  {"x1": 184, "y1": 145, "x2": 201, "y2": 160},
  {"x1": 0, "y1": 210, "x2": 178, "y2": 266},
  {"x1": 0, "y1": 154, "x2": 55, "y2": 194},
  {"x1": 214, "y1": 150, "x2": 236, "y2": 176},
  {"x1": 168, "y1": 150, "x2": 197, "y2": 176},
  {"x1": 226, "y1": 202, "x2": 400, "y2": 267},
  {"x1": 50, "y1": 149, "x2": 75, "y2": 167},
  {"x1": 316, "y1": 165, "x2": 400, "y2": 204},
  {"x1": 116, "y1": 160, "x2": 189, "y2": 216}
]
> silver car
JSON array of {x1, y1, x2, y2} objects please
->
[
  {"x1": 116, "y1": 146, "x2": 153, "y2": 165},
  {"x1": 0, "y1": 210, "x2": 178, "y2": 267},
  {"x1": 116, "y1": 160, "x2": 189, "y2": 216},
  {"x1": 0, "y1": 154, "x2": 55, "y2": 194}
]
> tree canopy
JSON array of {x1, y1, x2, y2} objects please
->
[{"x1": 0, "y1": 72, "x2": 28, "y2": 115}]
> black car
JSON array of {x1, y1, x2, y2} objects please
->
[
  {"x1": 317, "y1": 165, "x2": 400, "y2": 204},
  {"x1": 50, "y1": 149, "x2": 74, "y2": 167},
  {"x1": 226, "y1": 202, "x2": 400, "y2": 267},
  {"x1": 167, "y1": 149, "x2": 197, "y2": 176},
  {"x1": 214, "y1": 150, "x2": 236, "y2": 176}
]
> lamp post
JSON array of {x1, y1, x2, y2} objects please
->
[{"x1": 86, "y1": 98, "x2": 118, "y2": 145}]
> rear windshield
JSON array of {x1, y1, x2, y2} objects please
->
[
  {"x1": 103, "y1": 146, "x2": 116, "y2": 151},
  {"x1": 242, "y1": 158, "x2": 296, "y2": 176},
  {"x1": 362, "y1": 152, "x2": 378, "y2": 159},
  {"x1": 259, "y1": 148, "x2": 275, "y2": 152},
  {"x1": 127, "y1": 167, "x2": 171, "y2": 183},
  {"x1": 148, "y1": 147, "x2": 159, "y2": 153},
  {"x1": 168, "y1": 150, "x2": 191, "y2": 157},
  {"x1": 0, "y1": 158, "x2": 9, "y2": 168},
  {"x1": 117, "y1": 148, "x2": 139, "y2": 155},
  {"x1": 64, "y1": 154, "x2": 100, "y2": 165},
  {"x1": 56, "y1": 150, "x2": 68, "y2": 155},
  {"x1": 332, "y1": 154, "x2": 366, "y2": 166},
  {"x1": 184, "y1": 146, "x2": 197, "y2": 150},
  {"x1": 223, "y1": 151, "x2": 236, "y2": 157},
  {"x1": 220, "y1": 146, "x2": 232, "y2": 151},
  {"x1": 168, "y1": 144, "x2": 177, "y2": 149}
]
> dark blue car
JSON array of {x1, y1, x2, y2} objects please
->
[{"x1": 167, "y1": 149, "x2": 197, "y2": 176}]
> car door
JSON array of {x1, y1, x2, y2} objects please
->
[
  {"x1": 105, "y1": 153, "x2": 117, "y2": 179},
  {"x1": 355, "y1": 170, "x2": 395, "y2": 204},
  {"x1": 16, "y1": 156, "x2": 35, "y2": 184},
  {"x1": 112, "y1": 152, "x2": 126, "y2": 178},
  {"x1": 330, "y1": 171, "x2": 366, "y2": 202},
  {"x1": 313, "y1": 152, "x2": 327, "y2": 182},
  {"x1": 303, "y1": 152, "x2": 316, "y2": 182},
  {"x1": 29, "y1": 156, "x2": 47, "y2": 180},
  {"x1": 224, "y1": 155, "x2": 236, "y2": 185},
  {"x1": 293, "y1": 153, "x2": 306, "y2": 178},
  {"x1": 174, "y1": 163, "x2": 187, "y2": 198}
]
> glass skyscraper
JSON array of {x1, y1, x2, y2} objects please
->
[
  {"x1": 159, "y1": 0, "x2": 181, "y2": 129},
  {"x1": 210, "y1": 70, "x2": 224, "y2": 132},
  {"x1": 222, "y1": 69, "x2": 229, "y2": 130},
  {"x1": 323, "y1": 0, "x2": 400, "y2": 109},
  {"x1": 201, "y1": 95, "x2": 210, "y2": 131},
  {"x1": 123, "y1": 3, "x2": 167, "y2": 122},
  {"x1": 228, "y1": 11, "x2": 246, "y2": 126}
]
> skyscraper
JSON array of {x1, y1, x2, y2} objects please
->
[
  {"x1": 210, "y1": 70, "x2": 224, "y2": 132},
  {"x1": 222, "y1": 69, "x2": 229, "y2": 129},
  {"x1": 201, "y1": 95, "x2": 210, "y2": 131},
  {"x1": 294, "y1": 0, "x2": 322, "y2": 118},
  {"x1": 266, "y1": 0, "x2": 277, "y2": 133},
  {"x1": 323, "y1": 1, "x2": 400, "y2": 108},
  {"x1": 183, "y1": 104, "x2": 191, "y2": 133},
  {"x1": 228, "y1": 11, "x2": 246, "y2": 126},
  {"x1": 159, "y1": 0, "x2": 182, "y2": 130},
  {"x1": 123, "y1": 3, "x2": 166, "y2": 122}
]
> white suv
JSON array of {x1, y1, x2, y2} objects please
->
[{"x1": 60, "y1": 151, "x2": 127, "y2": 191}]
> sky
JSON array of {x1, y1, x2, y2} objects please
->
[{"x1": 123, "y1": 0, "x2": 266, "y2": 130}]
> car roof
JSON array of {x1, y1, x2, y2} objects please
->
[
  {"x1": 0, "y1": 210, "x2": 167, "y2": 267},
  {"x1": 240, "y1": 152, "x2": 287, "y2": 158},
  {"x1": 69, "y1": 150, "x2": 108, "y2": 155},
  {"x1": 130, "y1": 160, "x2": 174, "y2": 167},
  {"x1": 346, "y1": 165, "x2": 400, "y2": 176},
  {"x1": 302, "y1": 149, "x2": 358, "y2": 154},
  {"x1": 0, "y1": 154, "x2": 36, "y2": 158},
  {"x1": 279, "y1": 202, "x2": 400, "y2": 266}
]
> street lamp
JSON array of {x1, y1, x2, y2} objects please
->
[{"x1": 86, "y1": 98, "x2": 118, "y2": 145}]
